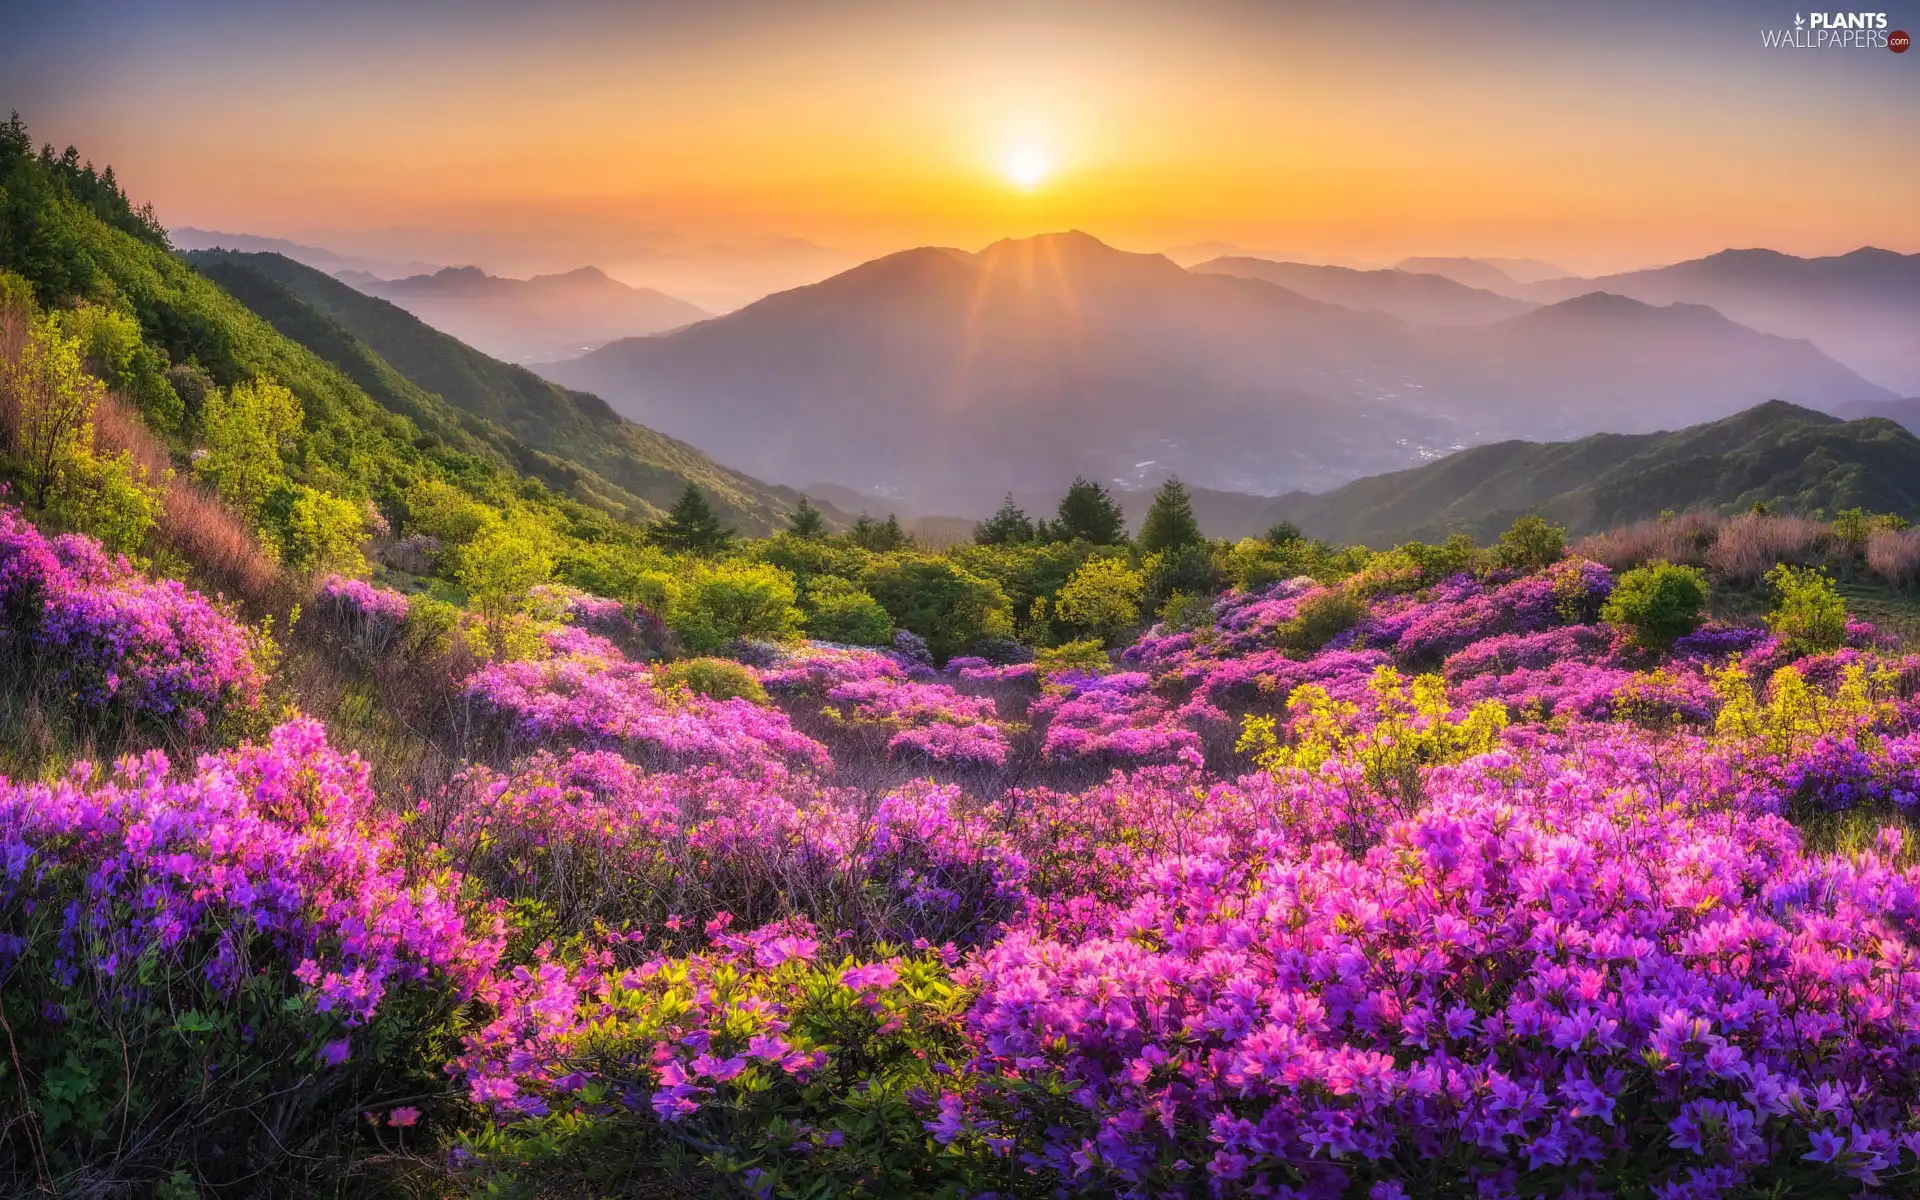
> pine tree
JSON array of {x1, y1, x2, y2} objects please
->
[
  {"x1": 850, "y1": 512, "x2": 910, "y2": 552},
  {"x1": 650, "y1": 484, "x2": 733, "y2": 553},
  {"x1": 1137, "y1": 477, "x2": 1203, "y2": 555},
  {"x1": 1054, "y1": 476, "x2": 1127, "y2": 546},
  {"x1": 974, "y1": 494, "x2": 1035, "y2": 545},
  {"x1": 1265, "y1": 520, "x2": 1304, "y2": 547},
  {"x1": 787, "y1": 495, "x2": 826, "y2": 538}
]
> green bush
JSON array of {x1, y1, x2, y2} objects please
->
[
  {"x1": 656, "y1": 657, "x2": 770, "y2": 705},
  {"x1": 804, "y1": 575, "x2": 895, "y2": 645},
  {"x1": 669, "y1": 560, "x2": 803, "y2": 653},
  {"x1": 1142, "y1": 543, "x2": 1221, "y2": 614},
  {"x1": 1053, "y1": 554, "x2": 1146, "y2": 645},
  {"x1": 1399, "y1": 534, "x2": 1478, "y2": 584},
  {"x1": 862, "y1": 557, "x2": 1011, "y2": 662},
  {"x1": 1492, "y1": 514, "x2": 1566, "y2": 572},
  {"x1": 1601, "y1": 560, "x2": 1709, "y2": 648},
  {"x1": 1279, "y1": 587, "x2": 1368, "y2": 656},
  {"x1": 1764, "y1": 563, "x2": 1848, "y2": 656}
]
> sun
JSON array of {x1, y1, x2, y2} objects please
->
[{"x1": 999, "y1": 143, "x2": 1052, "y2": 191}]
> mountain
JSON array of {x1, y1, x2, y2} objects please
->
[
  {"x1": 1476, "y1": 257, "x2": 1572, "y2": 284},
  {"x1": 185, "y1": 250, "x2": 826, "y2": 533},
  {"x1": 347, "y1": 265, "x2": 708, "y2": 362},
  {"x1": 1237, "y1": 401, "x2": 1920, "y2": 547},
  {"x1": 1522, "y1": 248, "x2": 1920, "y2": 393},
  {"x1": 169, "y1": 227, "x2": 440, "y2": 279},
  {"x1": 541, "y1": 231, "x2": 1463, "y2": 510},
  {"x1": 1408, "y1": 292, "x2": 1888, "y2": 435},
  {"x1": 1190, "y1": 257, "x2": 1535, "y2": 325},
  {"x1": 1830, "y1": 397, "x2": 1920, "y2": 435},
  {"x1": 539, "y1": 231, "x2": 1890, "y2": 514},
  {"x1": 1394, "y1": 256, "x2": 1523, "y2": 293}
]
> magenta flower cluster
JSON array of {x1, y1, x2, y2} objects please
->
[
  {"x1": 465, "y1": 627, "x2": 829, "y2": 775},
  {"x1": 0, "y1": 508, "x2": 263, "y2": 733},
  {"x1": 0, "y1": 718, "x2": 502, "y2": 1021}
]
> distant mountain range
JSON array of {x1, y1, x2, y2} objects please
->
[
  {"x1": 1191, "y1": 257, "x2": 1536, "y2": 325},
  {"x1": 185, "y1": 250, "x2": 829, "y2": 534},
  {"x1": 170, "y1": 227, "x2": 442, "y2": 281},
  {"x1": 538, "y1": 231, "x2": 1890, "y2": 513},
  {"x1": 340, "y1": 265, "x2": 708, "y2": 363},
  {"x1": 1520, "y1": 248, "x2": 1920, "y2": 393},
  {"x1": 1222, "y1": 401, "x2": 1920, "y2": 546}
]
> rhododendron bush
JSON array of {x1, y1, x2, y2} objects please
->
[
  {"x1": 0, "y1": 719, "x2": 502, "y2": 1189},
  {"x1": 0, "y1": 508, "x2": 263, "y2": 741},
  {"x1": 10, "y1": 500, "x2": 1920, "y2": 1196}
]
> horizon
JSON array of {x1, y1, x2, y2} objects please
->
[{"x1": 10, "y1": 0, "x2": 1918, "y2": 307}]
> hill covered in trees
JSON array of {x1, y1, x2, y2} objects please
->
[
  {"x1": 186, "y1": 249, "x2": 819, "y2": 532},
  {"x1": 1241, "y1": 400, "x2": 1920, "y2": 546}
]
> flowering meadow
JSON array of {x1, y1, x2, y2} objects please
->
[{"x1": 8, "y1": 511, "x2": 1920, "y2": 1198}]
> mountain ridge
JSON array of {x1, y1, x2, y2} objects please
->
[
  {"x1": 186, "y1": 249, "x2": 829, "y2": 533},
  {"x1": 541, "y1": 231, "x2": 1890, "y2": 512}
]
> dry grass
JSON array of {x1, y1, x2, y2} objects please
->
[
  {"x1": 1574, "y1": 511, "x2": 1718, "y2": 571},
  {"x1": 1702, "y1": 513, "x2": 1835, "y2": 586},
  {"x1": 1866, "y1": 528, "x2": 1920, "y2": 591},
  {"x1": 91, "y1": 391, "x2": 296, "y2": 615}
]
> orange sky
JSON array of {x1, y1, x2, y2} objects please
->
[{"x1": 9, "y1": 0, "x2": 1918, "y2": 297}]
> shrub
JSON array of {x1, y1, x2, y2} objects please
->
[
  {"x1": 56, "y1": 301, "x2": 183, "y2": 431},
  {"x1": 0, "y1": 720, "x2": 500, "y2": 1191},
  {"x1": 263, "y1": 481, "x2": 366, "y2": 576},
  {"x1": 451, "y1": 937, "x2": 980, "y2": 1200},
  {"x1": 1141, "y1": 542, "x2": 1220, "y2": 614},
  {"x1": 0, "y1": 508, "x2": 265, "y2": 741},
  {"x1": 1764, "y1": 563, "x2": 1848, "y2": 656},
  {"x1": 457, "y1": 523, "x2": 555, "y2": 648},
  {"x1": 862, "y1": 557, "x2": 1011, "y2": 662},
  {"x1": 1034, "y1": 638, "x2": 1109, "y2": 679},
  {"x1": 669, "y1": 560, "x2": 803, "y2": 653},
  {"x1": 1491, "y1": 513, "x2": 1566, "y2": 571},
  {"x1": 804, "y1": 575, "x2": 894, "y2": 646},
  {"x1": 1601, "y1": 559, "x2": 1709, "y2": 648},
  {"x1": 1832, "y1": 506, "x2": 1907, "y2": 553},
  {"x1": 1053, "y1": 553, "x2": 1146, "y2": 645},
  {"x1": 656, "y1": 656, "x2": 770, "y2": 705},
  {"x1": 194, "y1": 376, "x2": 301, "y2": 518},
  {"x1": 1397, "y1": 533, "x2": 1477, "y2": 583},
  {"x1": 1278, "y1": 586, "x2": 1367, "y2": 656}
]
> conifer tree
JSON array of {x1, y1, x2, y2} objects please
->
[
  {"x1": 1053, "y1": 476, "x2": 1127, "y2": 546},
  {"x1": 787, "y1": 495, "x2": 826, "y2": 539},
  {"x1": 1137, "y1": 477, "x2": 1203, "y2": 555},
  {"x1": 650, "y1": 484, "x2": 733, "y2": 553},
  {"x1": 974, "y1": 494, "x2": 1036, "y2": 545}
]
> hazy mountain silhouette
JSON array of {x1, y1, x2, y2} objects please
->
[
  {"x1": 1522, "y1": 247, "x2": 1920, "y2": 392},
  {"x1": 1409, "y1": 292, "x2": 1887, "y2": 435},
  {"x1": 1830, "y1": 396, "x2": 1920, "y2": 435},
  {"x1": 1394, "y1": 256, "x2": 1523, "y2": 293},
  {"x1": 347, "y1": 265, "x2": 708, "y2": 363},
  {"x1": 1191, "y1": 257, "x2": 1535, "y2": 325},
  {"x1": 539, "y1": 232, "x2": 1890, "y2": 513},
  {"x1": 170, "y1": 227, "x2": 442, "y2": 280}
]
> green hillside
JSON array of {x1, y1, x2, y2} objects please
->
[
  {"x1": 185, "y1": 249, "x2": 820, "y2": 533},
  {"x1": 1247, "y1": 401, "x2": 1920, "y2": 547}
]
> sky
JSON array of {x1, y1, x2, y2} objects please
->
[{"x1": 7, "y1": 0, "x2": 1918, "y2": 304}]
